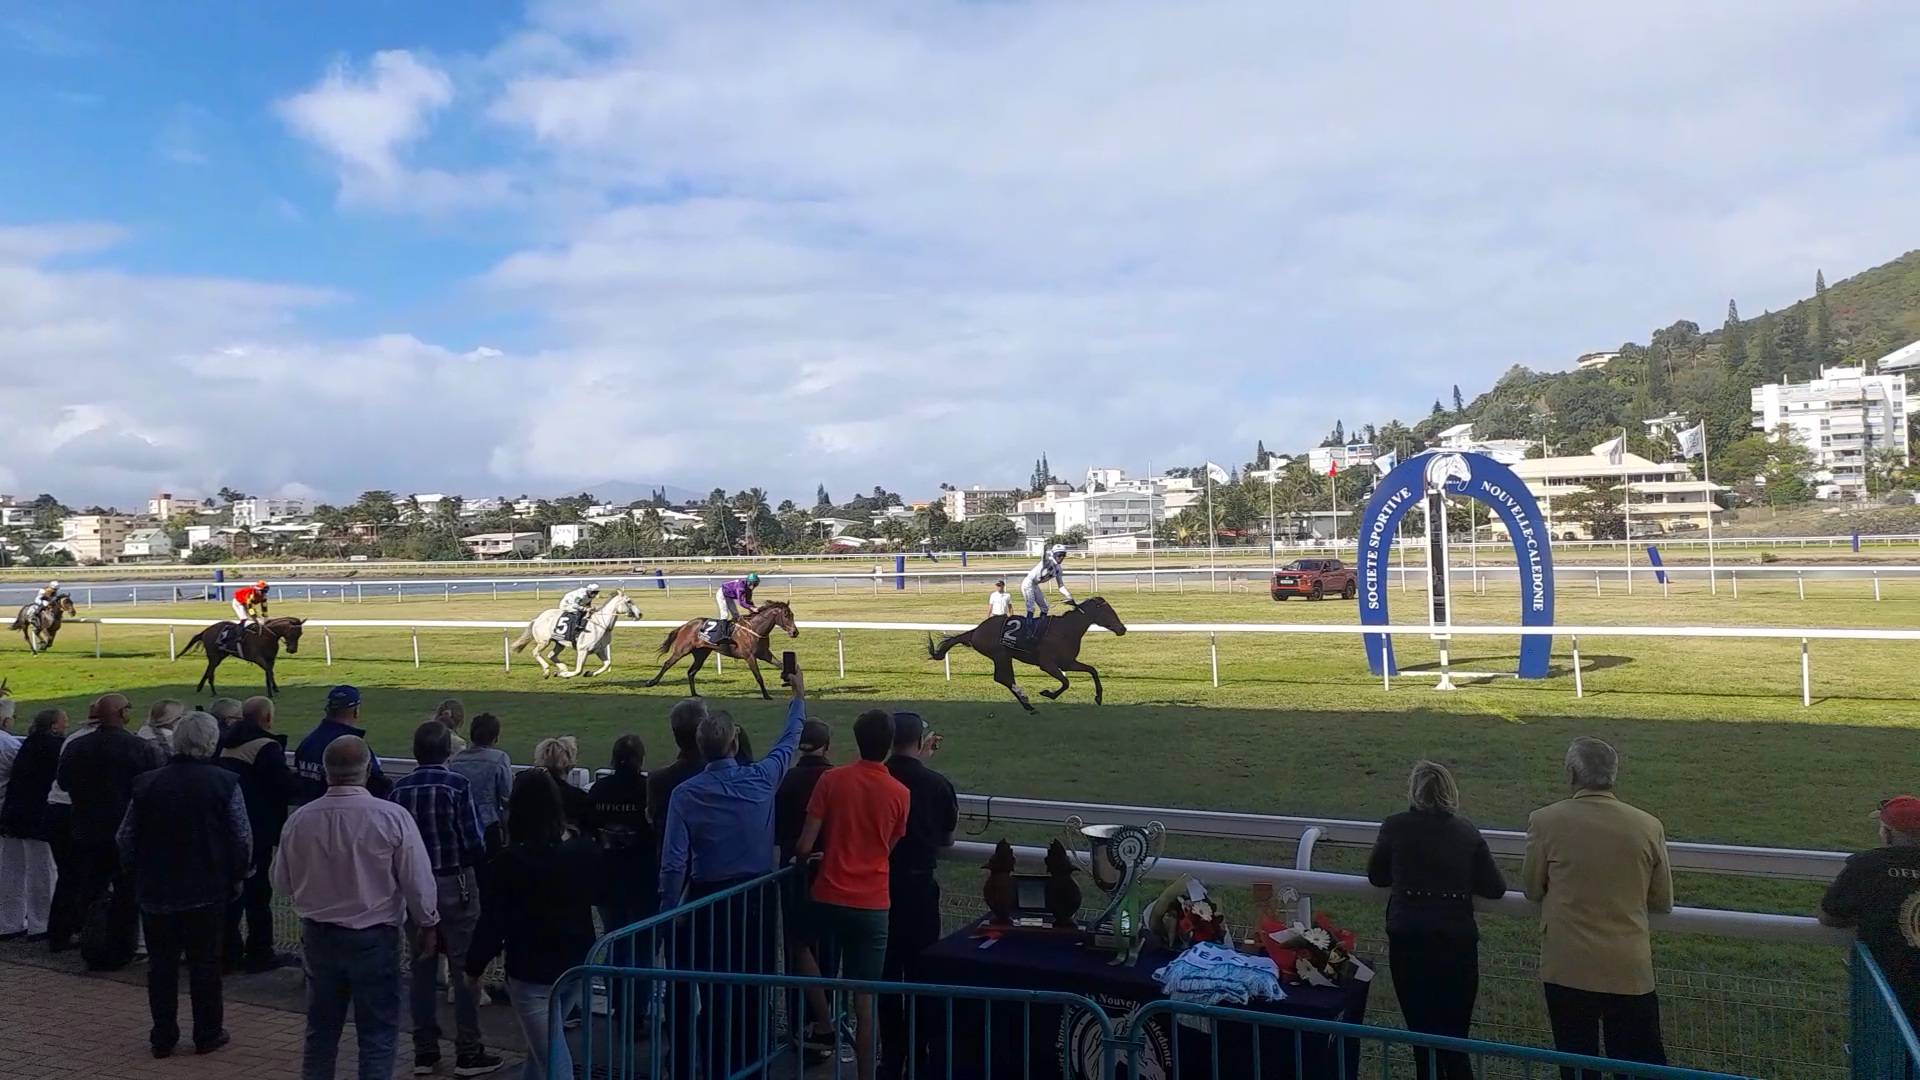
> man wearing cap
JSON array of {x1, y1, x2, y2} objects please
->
[
  {"x1": 1522, "y1": 737, "x2": 1672, "y2": 1072},
  {"x1": 881, "y1": 712, "x2": 958, "y2": 1080},
  {"x1": 1821, "y1": 796, "x2": 1920, "y2": 1022},
  {"x1": 292, "y1": 686, "x2": 389, "y2": 804},
  {"x1": 987, "y1": 580, "x2": 1011, "y2": 619}
]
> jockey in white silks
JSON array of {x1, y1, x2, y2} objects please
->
[
  {"x1": 555, "y1": 583, "x2": 601, "y2": 643},
  {"x1": 25, "y1": 581, "x2": 60, "y2": 618},
  {"x1": 1020, "y1": 545, "x2": 1073, "y2": 618}
]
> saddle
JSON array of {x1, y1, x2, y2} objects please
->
[
  {"x1": 1000, "y1": 615, "x2": 1046, "y2": 652},
  {"x1": 702, "y1": 618, "x2": 734, "y2": 644},
  {"x1": 216, "y1": 622, "x2": 253, "y2": 657},
  {"x1": 555, "y1": 610, "x2": 586, "y2": 644}
]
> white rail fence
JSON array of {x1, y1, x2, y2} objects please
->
[
  {"x1": 367, "y1": 751, "x2": 1847, "y2": 948},
  {"x1": 79, "y1": 614, "x2": 1920, "y2": 706}
]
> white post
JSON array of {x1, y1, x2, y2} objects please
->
[
  {"x1": 837, "y1": 629, "x2": 845, "y2": 678},
  {"x1": 445, "y1": 582, "x2": 451, "y2": 602},
  {"x1": 411, "y1": 629, "x2": 420, "y2": 668},
  {"x1": 1620, "y1": 428, "x2": 1633, "y2": 594},
  {"x1": 1800, "y1": 638, "x2": 1811, "y2": 707},
  {"x1": 944, "y1": 653, "x2": 951, "y2": 681},
  {"x1": 1875, "y1": 571, "x2": 1882, "y2": 602},
  {"x1": 1206, "y1": 470, "x2": 1218, "y2": 588},
  {"x1": 1594, "y1": 571, "x2": 1601, "y2": 596},
  {"x1": 356, "y1": 582, "x2": 362, "y2": 603},
  {"x1": 1731, "y1": 570, "x2": 1739, "y2": 598},
  {"x1": 493, "y1": 582, "x2": 498, "y2": 602},
  {"x1": 94, "y1": 622, "x2": 101, "y2": 658},
  {"x1": 1209, "y1": 632, "x2": 1219, "y2": 688},
  {"x1": 1797, "y1": 571, "x2": 1805, "y2": 600},
  {"x1": 503, "y1": 633, "x2": 512, "y2": 671},
  {"x1": 168, "y1": 625, "x2": 176, "y2": 661},
  {"x1": 1662, "y1": 577, "x2": 1669, "y2": 599},
  {"x1": 1571, "y1": 635, "x2": 1583, "y2": 698},
  {"x1": 324, "y1": 628, "x2": 332, "y2": 666},
  {"x1": 131, "y1": 587, "x2": 137, "y2": 608},
  {"x1": 1701, "y1": 431, "x2": 1719, "y2": 594},
  {"x1": 307, "y1": 585, "x2": 313, "y2": 602}
]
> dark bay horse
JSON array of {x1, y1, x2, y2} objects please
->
[
  {"x1": 646, "y1": 601, "x2": 798, "y2": 699},
  {"x1": 180, "y1": 617, "x2": 305, "y2": 697},
  {"x1": 926, "y1": 596, "x2": 1127, "y2": 712},
  {"x1": 11, "y1": 595, "x2": 77, "y2": 654}
]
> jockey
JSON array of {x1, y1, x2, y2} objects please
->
[
  {"x1": 555, "y1": 583, "x2": 601, "y2": 643},
  {"x1": 708, "y1": 573, "x2": 760, "y2": 642},
  {"x1": 231, "y1": 580, "x2": 270, "y2": 626},
  {"x1": 1020, "y1": 544, "x2": 1073, "y2": 618},
  {"x1": 26, "y1": 581, "x2": 60, "y2": 617}
]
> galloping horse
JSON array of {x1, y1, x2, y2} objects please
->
[
  {"x1": 512, "y1": 591, "x2": 643, "y2": 678},
  {"x1": 179, "y1": 617, "x2": 305, "y2": 697},
  {"x1": 926, "y1": 596, "x2": 1127, "y2": 712},
  {"x1": 646, "y1": 601, "x2": 798, "y2": 699},
  {"x1": 11, "y1": 595, "x2": 76, "y2": 654}
]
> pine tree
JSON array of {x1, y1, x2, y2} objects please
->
[
  {"x1": 1255, "y1": 439, "x2": 1269, "y2": 467},
  {"x1": 1722, "y1": 299, "x2": 1747, "y2": 371},
  {"x1": 1331, "y1": 420, "x2": 1345, "y2": 446},
  {"x1": 815, "y1": 484, "x2": 831, "y2": 508},
  {"x1": 1452, "y1": 384, "x2": 1465, "y2": 413},
  {"x1": 1812, "y1": 270, "x2": 1835, "y2": 366},
  {"x1": 1776, "y1": 306, "x2": 1812, "y2": 377}
]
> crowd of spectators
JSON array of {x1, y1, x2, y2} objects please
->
[{"x1": 1, "y1": 671, "x2": 1916, "y2": 1079}]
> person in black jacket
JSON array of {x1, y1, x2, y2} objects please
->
[
  {"x1": 218, "y1": 695, "x2": 294, "y2": 973},
  {"x1": 56, "y1": 693, "x2": 164, "y2": 954},
  {"x1": 117, "y1": 712, "x2": 252, "y2": 1058},
  {"x1": 1367, "y1": 760, "x2": 1508, "y2": 1080},
  {"x1": 0, "y1": 708, "x2": 67, "y2": 941},
  {"x1": 645, "y1": 698, "x2": 707, "y2": 826},
  {"x1": 468, "y1": 769, "x2": 602, "y2": 1080},
  {"x1": 587, "y1": 734, "x2": 657, "y2": 1047}
]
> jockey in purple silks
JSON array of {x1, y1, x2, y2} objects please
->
[{"x1": 708, "y1": 573, "x2": 760, "y2": 643}]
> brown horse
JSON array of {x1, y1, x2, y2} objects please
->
[
  {"x1": 179, "y1": 617, "x2": 305, "y2": 697},
  {"x1": 926, "y1": 596, "x2": 1127, "y2": 712},
  {"x1": 645, "y1": 601, "x2": 798, "y2": 699},
  {"x1": 11, "y1": 595, "x2": 77, "y2": 654}
]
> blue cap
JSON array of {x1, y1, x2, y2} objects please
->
[{"x1": 326, "y1": 685, "x2": 362, "y2": 711}]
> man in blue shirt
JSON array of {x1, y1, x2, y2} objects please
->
[
  {"x1": 291, "y1": 686, "x2": 388, "y2": 803},
  {"x1": 388, "y1": 721, "x2": 497, "y2": 1077},
  {"x1": 658, "y1": 658, "x2": 806, "y2": 1080}
]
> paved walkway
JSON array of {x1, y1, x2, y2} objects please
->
[{"x1": 0, "y1": 940, "x2": 527, "y2": 1079}]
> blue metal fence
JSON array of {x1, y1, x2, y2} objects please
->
[{"x1": 1848, "y1": 943, "x2": 1920, "y2": 1080}]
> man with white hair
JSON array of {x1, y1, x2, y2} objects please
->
[
  {"x1": 274, "y1": 735, "x2": 439, "y2": 1080},
  {"x1": 1821, "y1": 795, "x2": 1920, "y2": 1025},
  {"x1": 118, "y1": 712, "x2": 252, "y2": 1058},
  {"x1": 1522, "y1": 736, "x2": 1673, "y2": 1074}
]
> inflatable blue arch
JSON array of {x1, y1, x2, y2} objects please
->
[{"x1": 1356, "y1": 450, "x2": 1556, "y2": 678}]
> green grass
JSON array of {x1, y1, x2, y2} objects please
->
[{"x1": 11, "y1": 577, "x2": 1892, "y2": 1074}]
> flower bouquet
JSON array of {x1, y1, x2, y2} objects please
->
[{"x1": 1260, "y1": 913, "x2": 1362, "y2": 987}]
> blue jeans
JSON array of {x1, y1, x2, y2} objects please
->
[
  {"x1": 301, "y1": 920, "x2": 402, "y2": 1080},
  {"x1": 508, "y1": 977, "x2": 581, "y2": 1080}
]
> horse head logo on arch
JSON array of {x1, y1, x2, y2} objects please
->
[{"x1": 1357, "y1": 450, "x2": 1556, "y2": 678}]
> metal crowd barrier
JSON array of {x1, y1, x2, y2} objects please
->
[{"x1": 1848, "y1": 944, "x2": 1920, "y2": 1080}]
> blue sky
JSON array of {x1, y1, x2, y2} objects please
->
[{"x1": 5, "y1": 1, "x2": 1920, "y2": 506}]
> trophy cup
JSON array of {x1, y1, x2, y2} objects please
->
[{"x1": 1064, "y1": 816, "x2": 1165, "y2": 964}]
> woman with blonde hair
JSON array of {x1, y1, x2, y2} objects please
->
[
  {"x1": 430, "y1": 699, "x2": 467, "y2": 754},
  {"x1": 1367, "y1": 760, "x2": 1507, "y2": 1080},
  {"x1": 531, "y1": 736, "x2": 591, "y2": 832}
]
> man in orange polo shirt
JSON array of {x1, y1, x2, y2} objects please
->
[{"x1": 796, "y1": 709, "x2": 908, "y2": 1080}]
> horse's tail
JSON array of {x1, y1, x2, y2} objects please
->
[
  {"x1": 7, "y1": 613, "x2": 22, "y2": 632},
  {"x1": 657, "y1": 626, "x2": 680, "y2": 656},
  {"x1": 511, "y1": 626, "x2": 534, "y2": 653},
  {"x1": 179, "y1": 628, "x2": 209, "y2": 658},
  {"x1": 927, "y1": 631, "x2": 967, "y2": 661}
]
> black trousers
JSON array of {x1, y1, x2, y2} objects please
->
[
  {"x1": 1543, "y1": 982, "x2": 1667, "y2": 1080},
  {"x1": 224, "y1": 847, "x2": 276, "y2": 965},
  {"x1": 144, "y1": 905, "x2": 226, "y2": 1050},
  {"x1": 43, "y1": 805, "x2": 77, "y2": 944},
  {"x1": 1388, "y1": 932, "x2": 1479, "y2": 1080},
  {"x1": 58, "y1": 839, "x2": 120, "y2": 946},
  {"x1": 670, "y1": 876, "x2": 771, "y2": 1080},
  {"x1": 879, "y1": 872, "x2": 942, "y2": 1080}
]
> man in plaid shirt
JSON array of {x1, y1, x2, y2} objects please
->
[{"x1": 389, "y1": 721, "x2": 499, "y2": 1077}]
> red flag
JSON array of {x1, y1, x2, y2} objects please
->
[{"x1": 1327, "y1": 461, "x2": 1338, "y2": 478}]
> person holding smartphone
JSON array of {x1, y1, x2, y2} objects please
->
[{"x1": 880, "y1": 713, "x2": 957, "y2": 1080}]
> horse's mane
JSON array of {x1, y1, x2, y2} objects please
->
[{"x1": 759, "y1": 600, "x2": 792, "y2": 610}]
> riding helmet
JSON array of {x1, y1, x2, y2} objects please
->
[{"x1": 746, "y1": 572, "x2": 760, "y2": 585}]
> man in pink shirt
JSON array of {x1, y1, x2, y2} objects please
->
[{"x1": 272, "y1": 736, "x2": 440, "y2": 1080}]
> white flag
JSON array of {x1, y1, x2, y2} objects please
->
[
  {"x1": 1677, "y1": 423, "x2": 1706, "y2": 459},
  {"x1": 1373, "y1": 449, "x2": 1398, "y2": 476},
  {"x1": 1204, "y1": 461, "x2": 1230, "y2": 485},
  {"x1": 1591, "y1": 436, "x2": 1625, "y2": 466}
]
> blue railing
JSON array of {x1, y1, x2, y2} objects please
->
[{"x1": 1849, "y1": 943, "x2": 1920, "y2": 1080}]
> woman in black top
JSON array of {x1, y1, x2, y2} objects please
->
[
  {"x1": 469, "y1": 770, "x2": 602, "y2": 1080},
  {"x1": 587, "y1": 736, "x2": 657, "y2": 934},
  {"x1": 0, "y1": 708, "x2": 68, "y2": 940},
  {"x1": 1367, "y1": 760, "x2": 1508, "y2": 1080},
  {"x1": 531, "y1": 735, "x2": 593, "y2": 833}
]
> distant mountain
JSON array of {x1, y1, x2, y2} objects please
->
[
  {"x1": 1347, "y1": 249, "x2": 1920, "y2": 464},
  {"x1": 584, "y1": 480, "x2": 707, "y2": 507}
]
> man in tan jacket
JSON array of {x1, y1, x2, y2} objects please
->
[{"x1": 1523, "y1": 737, "x2": 1673, "y2": 1075}]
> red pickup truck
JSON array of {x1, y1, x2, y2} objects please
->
[{"x1": 1270, "y1": 558, "x2": 1356, "y2": 601}]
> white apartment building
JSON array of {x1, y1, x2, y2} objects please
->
[
  {"x1": 940, "y1": 486, "x2": 1021, "y2": 522},
  {"x1": 1043, "y1": 489, "x2": 1164, "y2": 538},
  {"x1": 147, "y1": 492, "x2": 207, "y2": 519},
  {"x1": 1750, "y1": 366, "x2": 1909, "y2": 499},
  {"x1": 232, "y1": 496, "x2": 315, "y2": 527},
  {"x1": 0, "y1": 498, "x2": 32, "y2": 529},
  {"x1": 120, "y1": 528, "x2": 175, "y2": 561},
  {"x1": 1307, "y1": 443, "x2": 1378, "y2": 476},
  {"x1": 1505, "y1": 452, "x2": 1723, "y2": 540},
  {"x1": 61, "y1": 515, "x2": 138, "y2": 562}
]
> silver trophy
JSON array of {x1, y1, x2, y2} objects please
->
[{"x1": 1064, "y1": 816, "x2": 1165, "y2": 963}]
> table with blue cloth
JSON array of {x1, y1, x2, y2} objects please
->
[{"x1": 916, "y1": 919, "x2": 1370, "y2": 1080}]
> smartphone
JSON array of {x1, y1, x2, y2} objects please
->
[{"x1": 780, "y1": 650, "x2": 797, "y2": 685}]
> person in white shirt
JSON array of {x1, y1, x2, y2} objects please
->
[
  {"x1": 549, "y1": 583, "x2": 600, "y2": 659},
  {"x1": 1020, "y1": 545, "x2": 1074, "y2": 618},
  {"x1": 987, "y1": 580, "x2": 1011, "y2": 618}
]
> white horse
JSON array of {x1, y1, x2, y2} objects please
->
[{"x1": 512, "y1": 591, "x2": 643, "y2": 678}]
